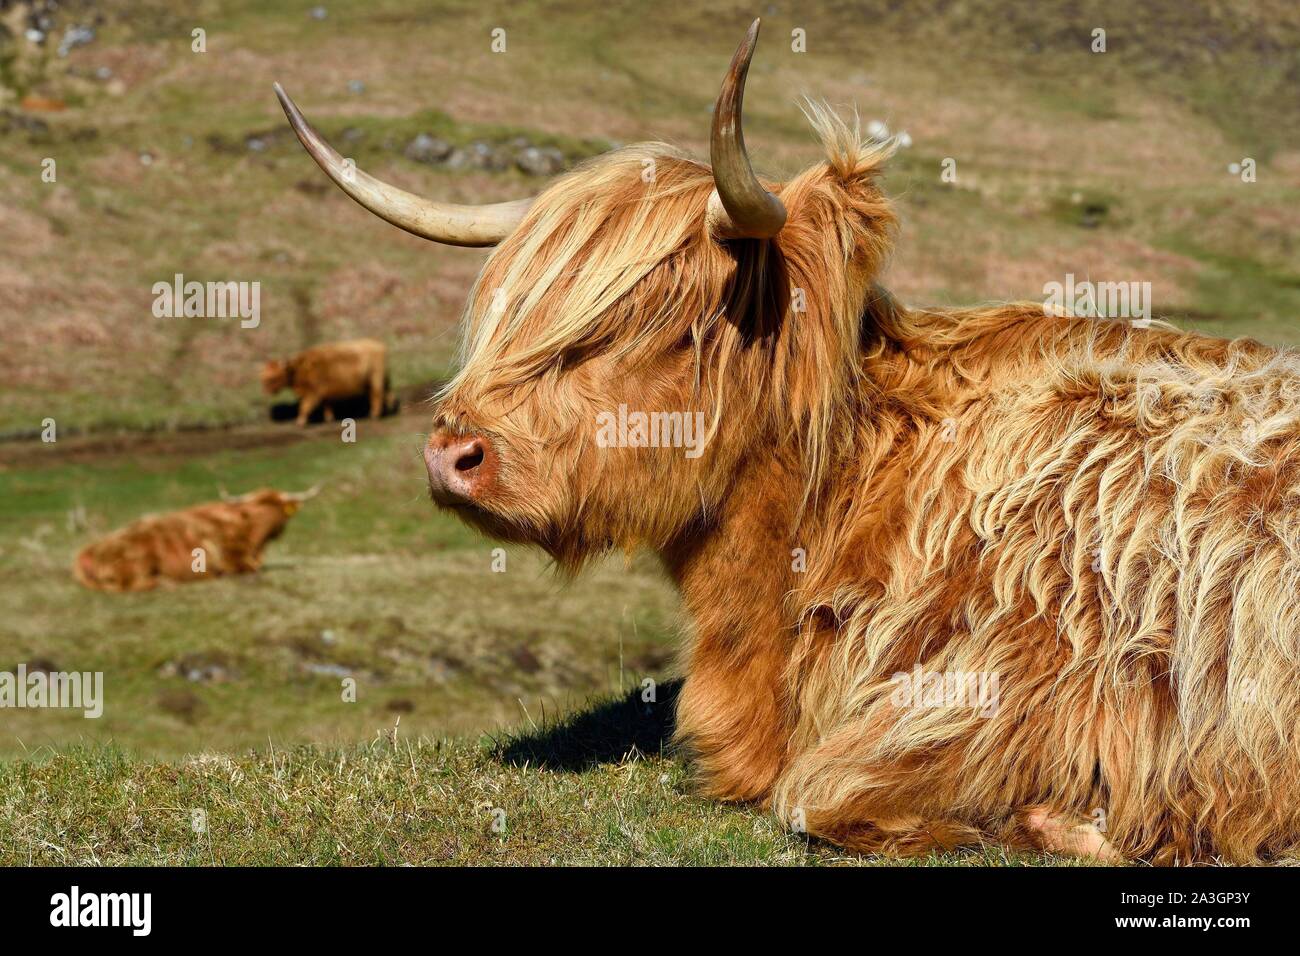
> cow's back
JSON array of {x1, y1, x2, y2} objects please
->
[
  {"x1": 791, "y1": 310, "x2": 1300, "y2": 861},
  {"x1": 291, "y1": 338, "x2": 385, "y2": 399},
  {"x1": 74, "y1": 501, "x2": 269, "y2": 591}
]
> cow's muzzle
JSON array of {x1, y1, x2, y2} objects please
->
[{"x1": 425, "y1": 431, "x2": 495, "y2": 506}]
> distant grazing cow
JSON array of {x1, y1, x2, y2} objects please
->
[
  {"x1": 261, "y1": 338, "x2": 389, "y2": 426},
  {"x1": 73, "y1": 488, "x2": 317, "y2": 592},
  {"x1": 279, "y1": 22, "x2": 1300, "y2": 863}
]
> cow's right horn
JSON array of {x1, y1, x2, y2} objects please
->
[{"x1": 274, "y1": 83, "x2": 532, "y2": 247}]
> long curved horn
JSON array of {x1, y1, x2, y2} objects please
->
[
  {"x1": 283, "y1": 484, "x2": 322, "y2": 503},
  {"x1": 707, "y1": 19, "x2": 787, "y2": 240},
  {"x1": 274, "y1": 83, "x2": 532, "y2": 247}
]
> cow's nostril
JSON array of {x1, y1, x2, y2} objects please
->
[
  {"x1": 455, "y1": 444, "x2": 485, "y2": 473},
  {"x1": 426, "y1": 432, "x2": 493, "y2": 506}
]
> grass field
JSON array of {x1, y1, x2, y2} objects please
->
[
  {"x1": 0, "y1": 692, "x2": 1090, "y2": 865},
  {"x1": 1, "y1": 0, "x2": 1297, "y2": 865}
]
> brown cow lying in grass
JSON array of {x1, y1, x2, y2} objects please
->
[
  {"x1": 261, "y1": 338, "x2": 390, "y2": 426},
  {"x1": 73, "y1": 488, "x2": 316, "y2": 592},
  {"x1": 279, "y1": 22, "x2": 1300, "y2": 864}
]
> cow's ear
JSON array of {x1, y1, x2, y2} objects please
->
[
  {"x1": 283, "y1": 500, "x2": 300, "y2": 515},
  {"x1": 722, "y1": 239, "x2": 789, "y2": 345}
]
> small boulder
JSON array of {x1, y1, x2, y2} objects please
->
[
  {"x1": 516, "y1": 145, "x2": 565, "y2": 177},
  {"x1": 405, "y1": 133, "x2": 452, "y2": 164}
]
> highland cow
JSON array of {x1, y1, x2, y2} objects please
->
[
  {"x1": 73, "y1": 488, "x2": 316, "y2": 592},
  {"x1": 261, "y1": 338, "x2": 390, "y2": 426},
  {"x1": 278, "y1": 21, "x2": 1300, "y2": 863}
]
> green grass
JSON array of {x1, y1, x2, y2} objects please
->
[
  {"x1": 0, "y1": 423, "x2": 680, "y2": 757},
  {"x1": 0, "y1": 689, "x2": 1078, "y2": 866}
]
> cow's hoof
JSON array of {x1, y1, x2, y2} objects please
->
[{"x1": 1020, "y1": 805, "x2": 1125, "y2": 863}]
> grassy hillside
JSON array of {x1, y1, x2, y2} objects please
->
[
  {"x1": 0, "y1": 0, "x2": 1297, "y2": 864},
  {"x1": 1, "y1": 0, "x2": 1296, "y2": 436}
]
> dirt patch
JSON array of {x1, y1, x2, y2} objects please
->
[
  {"x1": 0, "y1": 378, "x2": 442, "y2": 469},
  {"x1": 0, "y1": 421, "x2": 313, "y2": 469}
]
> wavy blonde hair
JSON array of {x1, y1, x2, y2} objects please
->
[{"x1": 443, "y1": 105, "x2": 1300, "y2": 862}]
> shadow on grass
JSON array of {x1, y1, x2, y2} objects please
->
[
  {"x1": 496, "y1": 679, "x2": 682, "y2": 772},
  {"x1": 268, "y1": 395, "x2": 400, "y2": 424}
]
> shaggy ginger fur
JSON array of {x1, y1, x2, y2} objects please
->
[
  {"x1": 74, "y1": 490, "x2": 306, "y2": 592},
  {"x1": 261, "y1": 338, "x2": 390, "y2": 427},
  {"x1": 427, "y1": 105, "x2": 1300, "y2": 864}
]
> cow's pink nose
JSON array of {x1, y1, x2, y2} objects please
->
[{"x1": 425, "y1": 432, "x2": 494, "y2": 504}]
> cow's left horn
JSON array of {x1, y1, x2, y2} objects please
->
[
  {"x1": 274, "y1": 83, "x2": 532, "y2": 247},
  {"x1": 707, "y1": 19, "x2": 787, "y2": 240}
]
